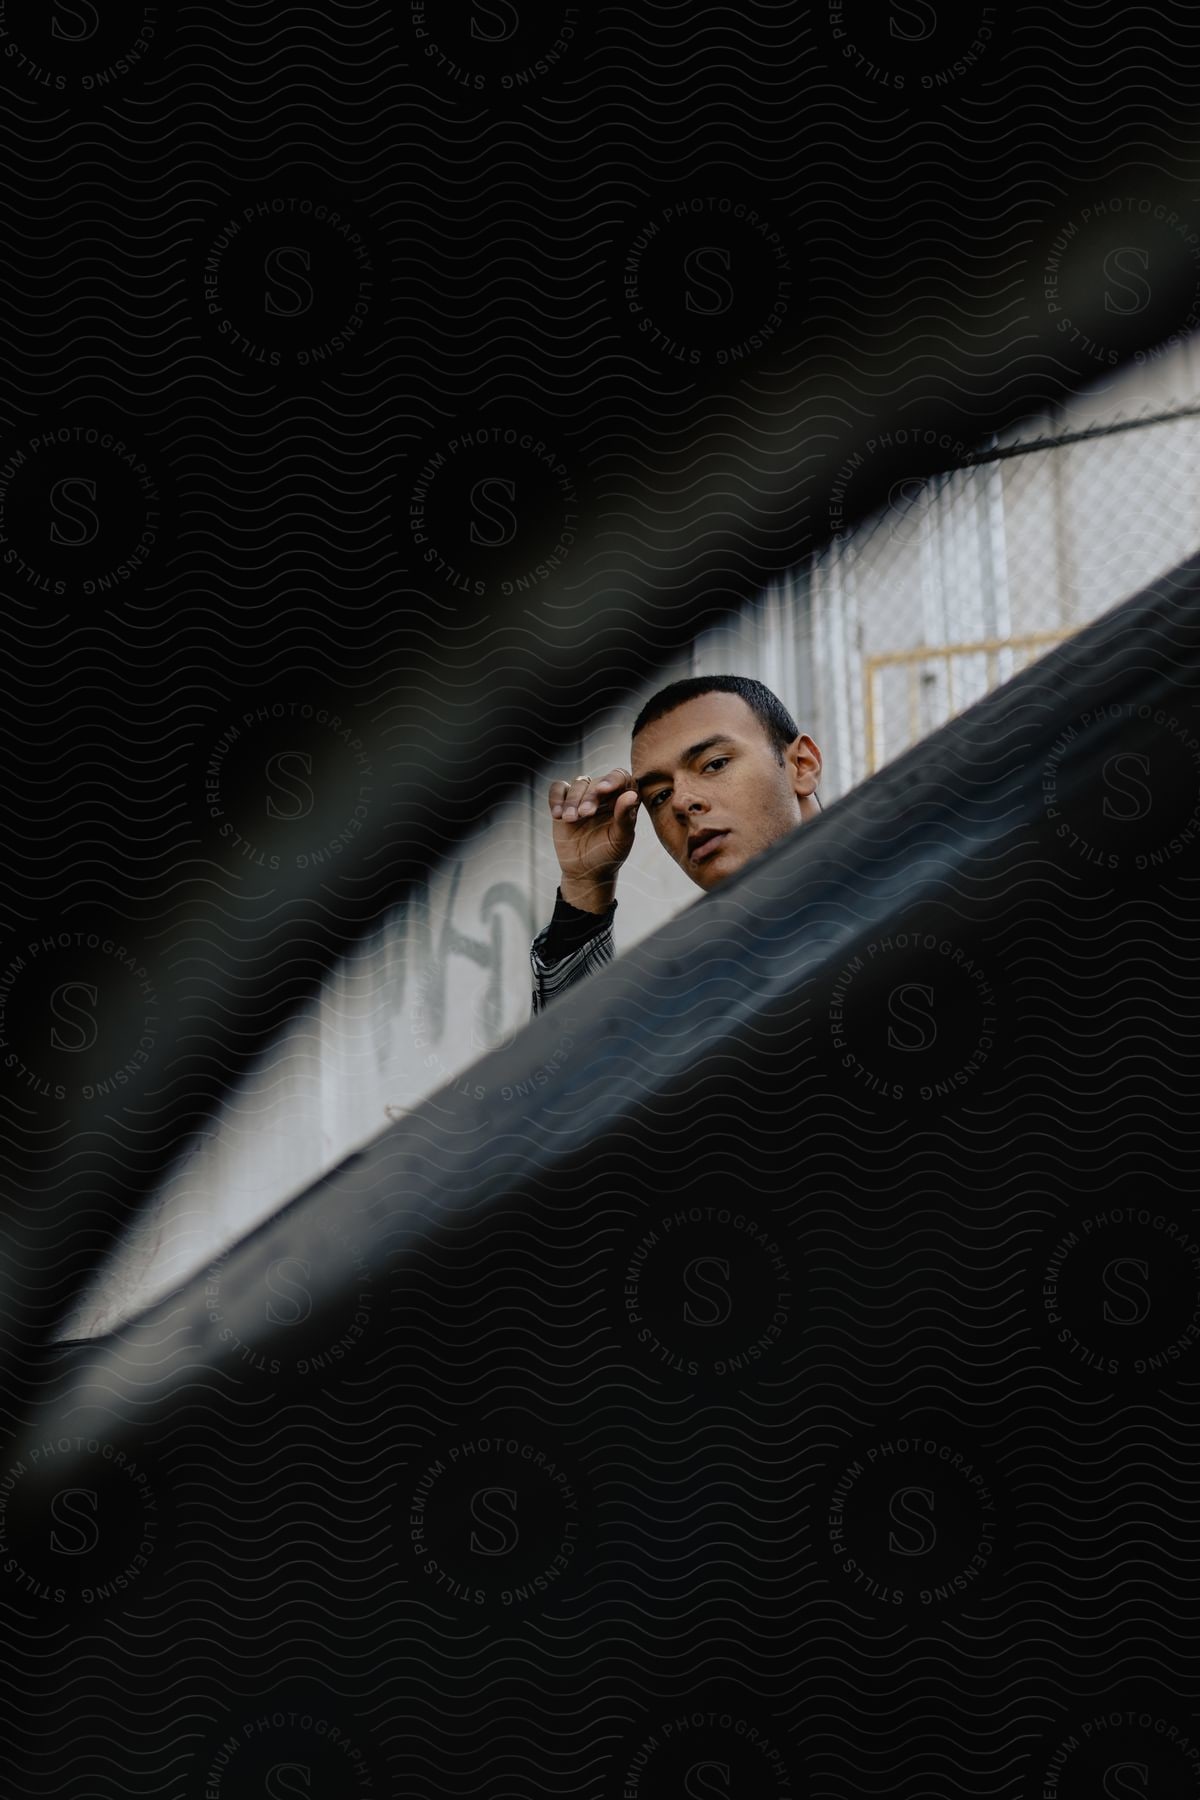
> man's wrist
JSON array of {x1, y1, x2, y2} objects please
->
[{"x1": 559, "y1": 874, "x2": 618, "y2": 913}]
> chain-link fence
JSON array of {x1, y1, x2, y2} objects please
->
[{"x1": 793, "y1": 372, "x2": 1200, "y2": 792}]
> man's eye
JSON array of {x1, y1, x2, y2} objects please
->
[{"x1": 649, "y1": 759, "x2": 728, "y2": 810}]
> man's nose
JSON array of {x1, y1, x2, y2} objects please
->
[{"x1": 673, "y1": 789, "x2": 707, "y2": 820}]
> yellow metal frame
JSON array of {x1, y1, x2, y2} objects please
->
[{"x1": 864, "y1": 630, "x2": 1074, "y2": 772}]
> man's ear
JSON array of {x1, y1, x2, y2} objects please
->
[{"x1": 788, "y1": 733, "x2": 822, "y2": 798}]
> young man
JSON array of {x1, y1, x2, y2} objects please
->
[{"x1": 530, "y1": 675, "x2": 823, "y2": 1013}]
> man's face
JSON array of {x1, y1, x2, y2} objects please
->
[{"x1": 631, "y1": 692, "x2": 822, "y2": 891}]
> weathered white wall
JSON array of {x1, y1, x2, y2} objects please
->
[{"x1": 62, "y1": 339, "x2": 1200, "y2": 1337}]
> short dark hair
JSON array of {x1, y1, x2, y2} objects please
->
[{"x1": 631, "y1": 674, "x2": 799, "y2": 766}]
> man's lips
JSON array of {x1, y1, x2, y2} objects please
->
[{"x1": 689, "y1": 830, "x2": 730, "y2": 864}]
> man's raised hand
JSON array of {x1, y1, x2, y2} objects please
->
[{"x1": 547, "y1": 767, "x2": 640, "y2": 911}]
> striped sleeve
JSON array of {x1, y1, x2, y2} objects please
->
[{"x1": 530, "y1": 895, "x2": 616, "y2": 1015}]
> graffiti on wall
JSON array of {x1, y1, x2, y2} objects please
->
[{"x1": 381, "y1": 861, "x2": 537, "y2": 1116}]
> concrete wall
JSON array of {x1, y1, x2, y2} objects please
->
[{"x1": 61, "y1": 339, "x2": 1200, "y2": 1337}]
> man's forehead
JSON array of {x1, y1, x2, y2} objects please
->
[{"x1": 630, "y1": 692, "x2": 756, "y2": 773}]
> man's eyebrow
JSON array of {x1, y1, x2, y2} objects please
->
[{"x1": 634, "y1": 735, "x2": 735, "y2": 790}]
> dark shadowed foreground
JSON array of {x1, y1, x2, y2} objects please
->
[{"x1": 9, "y1": 554, "x2": 1200, "y2": 1797}]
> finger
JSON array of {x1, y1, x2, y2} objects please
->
[
  {"x1": 579, "y1": 766, "x2": 634, "y2": 817},
  {"x1": 553, "y1": 775, "x2": 592, "y2": 819},
  {"x1": 561, "y1": 775, "x2": 594, "y2": 821},
  {"x1": 548, "y1": 778, "x2": 570, "y2": 818},
  {"x1": 613, "y1": 789, "x2": 640, "y2": 834}
]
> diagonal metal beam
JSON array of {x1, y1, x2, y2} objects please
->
[{"x1": 23, "y1": 544, "x2": 1200, "y2": 1485}]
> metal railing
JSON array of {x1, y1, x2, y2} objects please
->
[{"x1": 864, "y1": 631, "x2": 1076, "y2": 772}]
